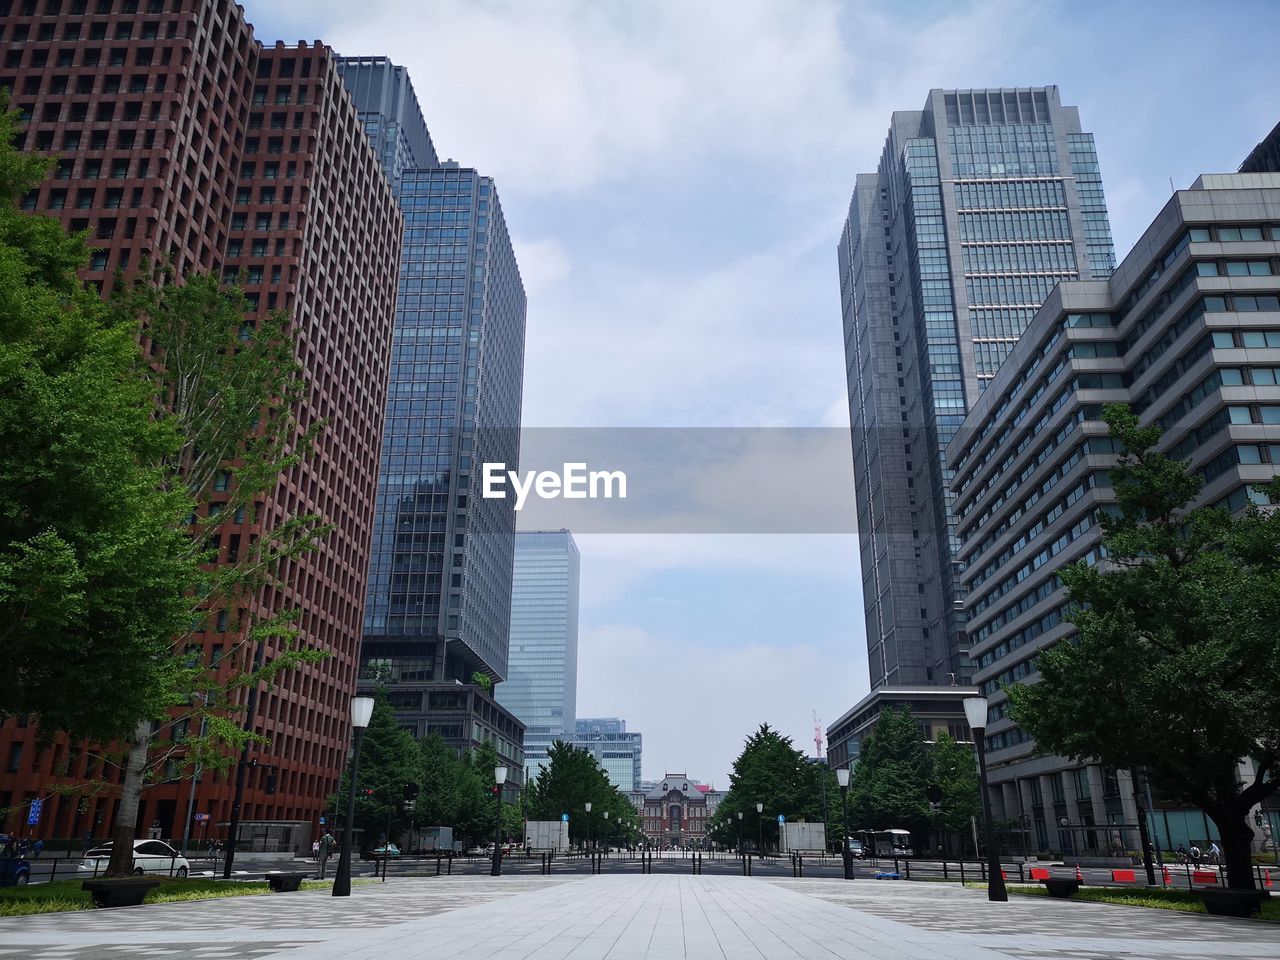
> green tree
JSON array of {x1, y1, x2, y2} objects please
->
[
  {"x1": 0, "y1": 103, "x2": 195, "y2": 744},
  {"x1": 99, "y1": 270, "x2": 328, "y2": 876},
  {"x1": 708, "y1": 724, "x2": 832, "y2": 851},
  {"x1": 417, "y1": 733, "x2": 467, "y2": 831},
  {"x1": 1008, "y1": 405, "x2": 1280, "y2": 891},
  {"x1": 848, "y1": 708, "x2": 930, "y2": 847},
  {"x1": 929, "y1": 731, "x2": 979, "y2": 855},
  {"x1": 524, "y1": 741, "x2": 638, "y2": 847},
  {"x1": 333, "y1": 693, "x2": 419, "y2": 848}
]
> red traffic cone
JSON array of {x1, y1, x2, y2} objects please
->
[
  {"x1": 1075, "y1": 864, "x2": 1083, "y2": 883},
  {"x1": 1162, "y1": 866, "x2": 1171, "y2": 885}
]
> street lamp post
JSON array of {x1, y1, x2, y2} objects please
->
[
  {"x1": 756, "y1": 802, "x2": 764, "y2": 855},
  {"x1": 603, "y1": 810, "x2": 610, "y2": 852},
  {"x1": 584, "y1": 801, "x2": 593, "y2": 852},
  {"x1": 332, "y1": 696, "x2": 375, "y2": 898},
  {"x1": 836, "y1": 768, "x2": 854, "y2": 880},
  {"x1": 963, "y1": 696, "x2": 1007, "y2": 902},
  {"x1": 736, "y1": 811, "x2": 743, "y2": 853},
  {"x1": 491, "y1": 766, "x2": 507, "y2": 877}
]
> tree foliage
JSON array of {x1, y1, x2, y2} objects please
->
[
  {"x1": 847, "y1": 708, "x2": 930, "y2": 842},
  {"x1": 0, "y1": 104, "x2": 330, "y2": 873},
  {"x1": 929, "y1": 731, "x2": 980, "y2": 846},
  {"x1": 98, "y1": 270, "x2": 328, "y2": 876},
  {"x1": 707, "y1": 724, "x2": 835, "y2": 850},
  {"x1": 1008, "y1": 404, "x2": 1280, "y2": 890},
  {"x1": 335, "y1": 693, "x2": 420, "y2": 844},
  {"x1": 0, "y1": 103, "x2": 196, "y2": 743},
  {"x1": 524, "y1": 740, "x2": 640, "y2": 846}
]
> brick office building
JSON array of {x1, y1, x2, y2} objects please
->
[{"x1": 0, "y1": 0, "x2": 402, "y2": 850}]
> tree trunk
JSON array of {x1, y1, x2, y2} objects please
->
[
  {"x1": 1217, "y1": 807, "x2": 1257, "y2": 890},
  {"x1": 105, "y1": 720, "x2": 152, "y2": 877}
]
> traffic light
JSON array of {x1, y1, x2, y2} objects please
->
[
  {"x1": 403, "y1": 782, "x2": 420, "y2": 801},
  {"x1": 361, "y1": 787, "x2": 375, "y2": 798},
  {"x1": 264, "y1": 768, "x2": 277, "y2": 795}
]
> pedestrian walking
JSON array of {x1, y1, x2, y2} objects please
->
[
  {"x1": 32, "y1": 839, "x2": 43, "y2": 859},
  {"x1": 312, "y1": 839, "x2": 320, "y2": 861},
  {"x1": 318, "y1": 831, "x2": 336, "y2": 879}
]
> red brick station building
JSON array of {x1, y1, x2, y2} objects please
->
[{"x1": 631, "y1": 774, "x2": 725, "y2": 850}]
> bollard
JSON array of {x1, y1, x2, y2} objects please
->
[
  {"x1": 943, "y1": 860, "x2": 948, "y2": 880},
  {"x1": 960, "y1": 860, "x2": 965, "y2": 883}
]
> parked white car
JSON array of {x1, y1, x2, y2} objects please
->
[{"x1": 78, "y1": 840, "x2": 190, "y2": 878}]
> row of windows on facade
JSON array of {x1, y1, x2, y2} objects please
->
[
  {"x1": 956, "y1": 279, "x2": 1280, "y2": 485},
  {"x1": 973, "y1": 436, "x2": 1274, "y2": 695}
]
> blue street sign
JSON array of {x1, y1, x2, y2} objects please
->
[
  {"x1": 777, "y1": 814, "x2": 785, "y2": 824},
  {"x1": 319, "y1": 816, "x2": 327, "y2": 825},
  {"x1": 27, "y1": 798, "x2": 42, "y2": 825},
  {"x1": 561, "y1": 813, "x2": 569, "y2": 822}
]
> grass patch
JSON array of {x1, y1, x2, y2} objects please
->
[
  {"x1": 0, "y1": 876, "x2": 347, "y2": 917},
  {"x1": 967, "y1": 882, "x2": 1280, "y2": 921}
]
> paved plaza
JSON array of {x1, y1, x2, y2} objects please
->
[{"x1": 0, "y1": 875, "x2": 1273, "y2": 960}]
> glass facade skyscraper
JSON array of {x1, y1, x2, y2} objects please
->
[
  {"x1": 496, "y1": 530, "x2": 580, "y2": 777},
  {"x1": 574, "y1": 718, "x2": 643, "y2": 792},
  {"x1": 337, "y1": 58, "x2": 528, "y2": 781},
  {"x1": 837, "y1": 87, "x2": 1115, "y2": 691}
]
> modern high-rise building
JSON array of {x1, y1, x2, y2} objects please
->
[
  {"x1": 837, "y1": 87, "x2": 1115, "y2": 692},
  {"x1": 497, "y1": 530, "x2": 580, "y2": 778},
  {"x1": 948, "y1": 172, "x2": 1280, "y2": 853},
  {"x1": 1, "y1": 1, "x2": 403, "y2": 846},
  {"x1": 336, "y1": 58, "x2": 529, "y2": 785},
  {"x1": 574, "y1": 718, "x2": 642, "y2": 792}
]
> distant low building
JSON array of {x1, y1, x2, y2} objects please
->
[
  {"x1": 826, "y1": 686, "x2": 980, "y2": 772},
  {"x1": 573, "y1": 718, "x2": 642, "y2": 791}
]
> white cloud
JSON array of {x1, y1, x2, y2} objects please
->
[
  {"x1": 265, "y1": 0, "x2": 856, "y2": 194},
  {"x1": 511, "y1": 236, "x2": 571, "y2": 298},
  {"x1": 574, "y1": 533, "x2": 860, "y2": 608},
  {"x1": 576, "y1": 621, "x2": 865, "y2": 784}
]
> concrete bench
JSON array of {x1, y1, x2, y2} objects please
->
[
  {"x1": 266, "y1": 871, "x2": 311, "y2": 893},
  {"x1": 1041, "y1": 878, "x2": 1080, "y2": 898},
  {"x1": 82, "y1": 878, "x2": 160, "y2": 908}
]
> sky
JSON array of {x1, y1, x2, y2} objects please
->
[{"x1": 252, "y1": 0, "x2": 1280, "y2": 786}]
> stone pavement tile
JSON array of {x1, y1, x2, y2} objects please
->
[{"x1": 1, "y1": 874, "x2": 1275, "y2": 960}]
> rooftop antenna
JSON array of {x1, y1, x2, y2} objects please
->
[{"x1": 813, "y1": 710, "x2": 825, "y2": 761}]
